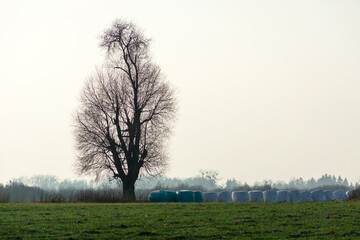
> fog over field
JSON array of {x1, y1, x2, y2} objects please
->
[{"x1": 1, "y1": 1, "x2": 360, "y2": 185}]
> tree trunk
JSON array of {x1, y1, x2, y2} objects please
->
[{"x1": 123, "y1": 180, "x2": 136, "y2": 202}]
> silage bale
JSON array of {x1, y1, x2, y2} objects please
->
[
  {"x1": 249, "y1": 190, "x2": 264, "y2": 202},
  {"x1": 288, "y1": 190, "x2": 301, "y2": 202},
  {"x1": 346, "y1": 189, "x2": 355, "y2": 198},
  {"x1": 149, "y1": 190, "x2": 167, "y2": 202},
  {"x1": 333, "y1": 189, "x2": 347, "y2": 201},
  {"x1": 232, "y1": 191, "x2": 249, "y2": 202},
  {"x1": 194, "y1": 191, "x2": 204, "y2": 202},
  {"x1": 203, "y1": 192, "x2": 218, "y2": 202},
  {"x1": 263, "y1": 190, "x2": 277, "y2": 203},
  {"x1": 311, "y1": 190, "x2": 326, "y2": 202},
  {"x1": 176, "y1": 190, "x2": 195, "y2": 202},
  {"x1": 277, "y1": 190, "x2": 289, "y2": 202},
  {"x1": 324, "y1": 190, "x2": 335, "y2": 201},
  {"x1": 165, "y1": 191, "x2": 177, "y2": 202},
  {"x1": 217, "y1": 191, "x2": 232, "y2": 202},
  {"x1": 300, "y1": 191, "x2": 313, "y2": 202}
]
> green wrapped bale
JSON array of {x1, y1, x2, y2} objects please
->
[
  {"x1": 165, "y1": 191, "x2": 177, "y2": 202},
  {"x1": 194, "y1": 191, "x2": 204, "y2": 202},
  {"x1": 176, "y1": 190, "x2": 195, "y2": 202},
  {"x1": 149, "y1": 190, "x2": 167, "y2": 202}
]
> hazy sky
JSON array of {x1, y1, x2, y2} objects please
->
[{"x1": 1, "y1": 0, "x2": 360, "y2": 185}]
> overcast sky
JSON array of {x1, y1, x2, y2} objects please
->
[{"x1": 1, "y1": 0, "x2": 360, "y2": 185}]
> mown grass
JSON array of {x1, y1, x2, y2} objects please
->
[{"x1": 0, "y1": 202, "x2": 360, "y2": 239}]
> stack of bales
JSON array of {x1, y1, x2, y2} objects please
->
[{"x1": 149, "y1": 189, "x2": 349, "y2": 203}]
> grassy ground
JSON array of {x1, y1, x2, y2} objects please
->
[{"x1": 0, "y1": 202, "x2": 360, "y2": 239}]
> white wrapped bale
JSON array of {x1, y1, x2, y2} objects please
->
[
  {"x1": 311, "y1": 190, "x2": 326, "y2": 202},
  {"x1": 324, "y1": 190, "x2": 335, "y2": 201},
  {"x1": 176, "y1": 190, "x2": 195, "y2": 202},
  {"x1": 263, "y1": 190, "x2": 277, "y2": 203},
  {"x1": 249, "y1": 190, "x2": 264, "y2": 202},
  {"x1": 217, "y1": 191, "x2": 232, "y2": 202},
  {"x1": 333, "y1": 189, "x2": 347, "y2": 201},
  {"x1": 232, "y1": 191, "x2": 249, "y2": 202},
  {"x1": 300, "y1": 191, "x2": 312, "y2": 202},
  {"x1": 288, "y1": 190, "x2": 301, "y2": 202},
  {"x1": 346, "y1": 189, "x2": 355, "y2": 198},
  {"x1": 277, "y1": 190, "x2": 288, "y2": 202},
  {"x1": 203, "y1": 192, "x2": 218, "y2": 202}
]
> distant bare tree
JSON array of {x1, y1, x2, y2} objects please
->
[{"x1": 74, "y1": 20, "x2": 176, "y2": 201}]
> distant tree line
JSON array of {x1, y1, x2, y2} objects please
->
[
  {"x1": 0, "y1": 172, "x2": 357, "y2": 203},
  {"x1": 273, "y1": 174, "x2": 352, "y2": 190},
  {"x1": 225, "y1": 174, "x2": 355, "y2": 191}
]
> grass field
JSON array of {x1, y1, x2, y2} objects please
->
[{"x1": 1, "y1": 202, "x2": 360, "y2": 239}]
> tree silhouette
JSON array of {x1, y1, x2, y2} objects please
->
[{"x1": 74, "y1": 20, "x2": 176, "y2": 201}]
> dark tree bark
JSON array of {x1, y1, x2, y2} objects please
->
[{"x1": 73, "y1": 20, "x2": 176, "y2": 201}]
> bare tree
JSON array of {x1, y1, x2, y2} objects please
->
[{"x1": 74, "y1": 20, "x2": 176, "y2": 201}]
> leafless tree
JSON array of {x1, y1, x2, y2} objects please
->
[{"x1": 74, "y1": 20, "x2": 176, "y2": 201}]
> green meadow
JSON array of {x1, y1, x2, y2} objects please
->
[{"x1": 1, "y1": 202, "x2": 360, "y2": 239}]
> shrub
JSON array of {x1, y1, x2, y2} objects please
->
[{"x1": 347, "y1": 188, "x2": 360, "y2": 201}]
